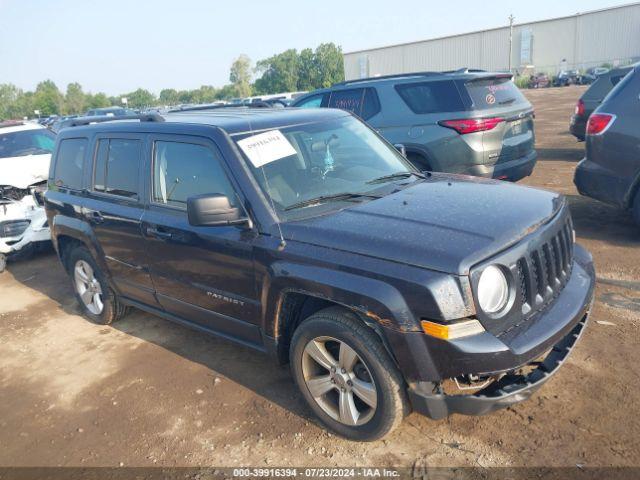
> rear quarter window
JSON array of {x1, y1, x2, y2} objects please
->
[
  {"x1": 327, "y1": 88, "x2": 380, "y2": 120},
  {"x1": 464, "y1": 77, "x2": 527, "y2": 110},
  {"x1": 395, "y1": 81, "x2": 465, "y2": 114},
  {"x1": 53, "y1": 138, "x2": 88, "y2": 190}
]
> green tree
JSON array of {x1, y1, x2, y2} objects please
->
[
  {"x1": 230, "y1": 54, "x2": 253, "y2": 98},
  {"x1": 215, "y1": 84, "x2": 238, "y2": 100},
  {"x1": 159, "y1": 88, "x2": 179, "y2": 105},
  {"x1": 0, "y1": 83, "x2": 24, "y2": 119},
  {"x1": 254, "y1": 49, "x2": 299, "y2": 94},
  {"x1": 313, "y1": 43, "x2": 344, "y2": 88},
  {"x1": 192, "y1": 85, "x2": 218, "y2": 104},
  {"x1": 33, "y1": 80, "x2": 63, "y2": 116},
  {"x1": 65, "y1": 82, "x2": 86, "y2": 114},
  {"x1": 121, "y1": 88, "x2": 156, "y2": 108},
  {"x1": 297, "y1": 48, "x2": 316, "y2": 91},
  {"x1": 85, "y1": 92, "x2": 111, "y2": 109}
]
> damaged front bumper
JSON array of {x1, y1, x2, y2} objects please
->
[
  {"x1": 407, "y1": 313, "x2": 589, "y2": 419},
  {"x1": 0, "y1": 192, "x2": 50, "y2": 257},
  {"x1": 387, "y1": 243, "x2": 595, "y2": 419}
]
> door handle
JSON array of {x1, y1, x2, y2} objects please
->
[{"x1": 146, "y1": 227, "x2": 173, "y2": 240}]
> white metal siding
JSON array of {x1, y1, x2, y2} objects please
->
[{"x1": 344, "y1": 3, "x2": 640, "y2": 78}]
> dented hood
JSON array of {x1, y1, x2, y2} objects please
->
[
  {"x1": 281, "y1": 175, "x2": 565, "y2": 275},
  {"x1": 0, "y1": 153, "x2": 51, "y2": 189}
]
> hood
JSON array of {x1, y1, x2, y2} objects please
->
[
  {"x1": 281, "y1": 175, "x2": 565, "y2": 275},
  {"x1": 0, "y1": 153, "x2": 51, "y2": 189}
]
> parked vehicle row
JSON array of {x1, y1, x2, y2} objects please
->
[
  {"x1": 1, "y1": 63, "x2": 635, "y2": 442},
  {"x1": 574, "y1": 63, "x2": 640, "y2": 224},
  {"x1": 570, "y1": 65, "x2": 634, "y2": 141}
]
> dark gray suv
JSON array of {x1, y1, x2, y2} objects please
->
[
  {"x1": 574, "y1": 64, "x2": 640, "y2": 224},
  {"x1": 570, "y1": 65, "x2": 634, "y2": 141},
  {"x1": 292, "y1": 70, "x2": 537, "y2": 181}
]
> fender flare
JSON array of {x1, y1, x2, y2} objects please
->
[
  {"x1": 51, "y1": 215, "x2": 109, "y2": 277},
  {"x1": 262, "y1": 261, "x2": 419, "y2": 339}
]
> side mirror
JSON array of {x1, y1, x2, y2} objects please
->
[
  {"x1": 187, "y1": 194, "x2": 249, "y2": 227},
  {"x1": 393, "y1": 143, "x2": 407, "y2": 157}
]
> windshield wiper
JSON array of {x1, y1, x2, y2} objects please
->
[
  {"x1": 365, "y1": 171, "x2": 425, "y2": 185},
  {"x1": 284, "y1": 192, "x2": 382, "y2": 211},
  {"x1": 498, "y1": 97, "x2": 516, "y2": 105}
]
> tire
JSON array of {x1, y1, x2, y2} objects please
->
[
  {"x1": 406, "y1": 152, "x2": 432, "y2": 172},
  {"x1": 66, "y1": 246, "x2": 127, "y2": 325},
  {"x1": 290, "y1": 306, "x2": 409, "y2": 441},
  {"x1": 0, "y1": 254, "x2": 6, "y2": 273},
  {"x1": 633, "y1": 190, "x2": 640, "y2": 227}
]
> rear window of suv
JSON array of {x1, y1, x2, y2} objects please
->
[
  {"x1": 395, "y1": 81, "x2": 465, "y2": 114},
  {"x1": 464, "y1": 77, "x2": 527, "y2": 110},
  {"x1": 53, "y1": 138, "x2": 87, "y2": 190}
]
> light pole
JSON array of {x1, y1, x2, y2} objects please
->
[{"x1": 508, "y1": 14, "x2": 515, "y2": 73}]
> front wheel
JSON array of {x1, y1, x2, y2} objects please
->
[{"x1": 290, "y1": 307, "x2": 409, "y2": 441}]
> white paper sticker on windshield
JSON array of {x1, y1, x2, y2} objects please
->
[{"x1": 237, "y1": 130, "x2": 297, "y2": 168}]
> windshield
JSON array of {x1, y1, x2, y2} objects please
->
[
  {"x1": 233, "y1": 116, "x2": 417, "y2": 219},
  {"x1": 0, "y1": 128, "x2": 55, "y2": 159}
]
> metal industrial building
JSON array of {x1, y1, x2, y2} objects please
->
[{"x1": 344, "y1": 3, "x2": 640, "y2": 79}]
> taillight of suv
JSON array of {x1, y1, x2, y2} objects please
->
[
  {"x1": 438, "y1": 117, "x2": 504, "y2": 134},
  {"x1": 586, "y1": 113, "x2": 616, "y2": 135},
  {"x1": 575, "y1": 99, "x2": 585, "y2": 116}
]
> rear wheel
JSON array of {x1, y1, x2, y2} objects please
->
[
  {"x1": 290, "y1": 307, "x2": 408, "y2": 441},
  {"x1": 67, "y1": 246, "x2": 127, "y2": 325}
]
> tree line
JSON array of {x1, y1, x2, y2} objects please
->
[{"x1": 0, "y1": 43, "x2": 344, "y2": 120}]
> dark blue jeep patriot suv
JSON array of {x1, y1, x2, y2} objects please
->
[{"x1": 45, "y1": 108, "x2": 594, "y2": 441}]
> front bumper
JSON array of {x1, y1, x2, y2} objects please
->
[
  {"x1": 408, "y1": 313, "x2": 588, "y2": 419},
  {"x1": 462, "y1": 150, "x2": 537, "y2": 182},
  {"x1": 385, "y1": 243, "x2": 595, "y2": 419},
  {"x1": 0, "y1": 197, "x2": 50, "y2": 256}
]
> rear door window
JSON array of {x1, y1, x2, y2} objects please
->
[
  {"x1": 93, "y1": 138, "x2": 141, "y2": 199},
  {"x1": 395, "y1": 81, "x2": 465, "y2": 114},
  {"x1": 53, "y1": 138, "x2": 87, "y2": 189},
  {"x1": 464, "y1": 77, "x2": 528, "y2": 110},
  {"x1": 327, "y1": 88, "x2": 380, "y2": 120}
]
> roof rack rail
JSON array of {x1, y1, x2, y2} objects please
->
[
  {"x1": 441, "y1": 68, "x2": 487, "y2": 74},
  {"x1": 169, "y1": 101, "x2": 273, "y2": 113},
  {"x1": 66, "y1": 113, "x2": 165, "y2": 127},
  {"x1": 332, "y1": 71, "x2": 443, "y2": 86}
]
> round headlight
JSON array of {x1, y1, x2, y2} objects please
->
[{"x1": 477, "y1": 265, "x2": 509, "y2": 314}]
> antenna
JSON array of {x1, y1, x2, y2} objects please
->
[{"x1": 246, "y1": 116, "x2": 287, "y2": 251}]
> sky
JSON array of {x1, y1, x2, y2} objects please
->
[{"x1": 0, "y1": 0, "x2": 631, "y2": 95}]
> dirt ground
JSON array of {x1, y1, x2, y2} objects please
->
[{"x1": 1, "y1": 85, "x2": 639, "y2": 470}]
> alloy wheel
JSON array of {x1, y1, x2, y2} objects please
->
[
  {"x1": 74, "y1": 260, "x2": 104, "y2": 315},
  {"x1": 301, "y1": 336, "x2": 377, "y2": 426}
]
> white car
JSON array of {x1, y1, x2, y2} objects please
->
[{"x1": 0, "y1": 121, "x2": 56, "y2": 272}]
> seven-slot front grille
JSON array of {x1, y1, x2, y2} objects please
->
[{"x1": 517, "y1": 217, "x2": 574, "y2": 315}]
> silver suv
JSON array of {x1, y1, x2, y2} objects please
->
[{"x1": 292, "y1": 70, "x2": 537, "y2": 181}]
